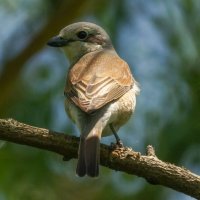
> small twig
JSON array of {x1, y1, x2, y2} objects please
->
[
  {"x1": 0, "y1": 118, "x2": 200, "y2": 199},
  {"x1": 146, "y1": 145, "x2": 156, "y2": 157}
]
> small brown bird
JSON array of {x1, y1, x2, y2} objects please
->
[{"x1": 47, "y1": 22, "x2": 139, "y2": 177}]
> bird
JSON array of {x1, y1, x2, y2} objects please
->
[{"x1": 47, "y1": 22, "x2": 140, "y2": 177}]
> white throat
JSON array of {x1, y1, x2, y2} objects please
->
[{"x1": 62, "y1": 41, "x2": 103, "y2": 65}]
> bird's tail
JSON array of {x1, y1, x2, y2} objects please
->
[
  {"x1": 76, "y1": 137, "x2": 86, "y2": 177},
  {"x1": 76, "y1": 126, "x2": 101, "y2": 177}
]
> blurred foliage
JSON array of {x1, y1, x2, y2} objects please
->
[{"x1": 0, "y1": 0, "x2": 200, "y2": 200}]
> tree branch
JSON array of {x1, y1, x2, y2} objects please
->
[{"x1": 0, "y1": 118, "x2": 199, "y2": 199}]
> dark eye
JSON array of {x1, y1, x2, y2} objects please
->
[{"x1": 77, "y1": 31, "x2": 88, "y2": 40}]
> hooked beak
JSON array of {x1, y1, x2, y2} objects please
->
[{"x1": 47, "y1": 36, "x2": 69, "y2": 47}]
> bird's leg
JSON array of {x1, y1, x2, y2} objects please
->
[{"x1": 109, "y1": 124, "x2": 123, "y2": 148}]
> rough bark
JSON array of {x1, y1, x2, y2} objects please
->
[{"x1": 0, "y1": 118, "x2": 200, "y2": 199}]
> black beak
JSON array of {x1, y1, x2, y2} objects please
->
[{"x1": 47, "y1": 36, "x2": 69, "y2": 47}]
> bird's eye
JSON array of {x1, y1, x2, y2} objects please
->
[{"x1": 76, "y1": 31, "x2": 88, "y2": 40}]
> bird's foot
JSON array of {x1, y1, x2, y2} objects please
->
[{"x1": 110, "y1": 140, "x2": 123, "y2": 150}]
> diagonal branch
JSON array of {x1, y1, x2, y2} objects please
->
[{"x1": 0, "y1": 118, "x2": 199, "y2": 199}]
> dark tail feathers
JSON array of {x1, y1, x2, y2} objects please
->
[{"x1": 76, "y1": 129, "x2": 100, "y2": 177}]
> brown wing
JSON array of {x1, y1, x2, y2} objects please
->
[{"x1": 65, "y1": 50, "x2": 134, "y2": 113}]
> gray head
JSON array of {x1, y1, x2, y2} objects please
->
[{"x1": 47, "y1": 22, "x2": 114, "y2": 63}]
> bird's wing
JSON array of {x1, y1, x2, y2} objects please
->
[{"x1": 64, "y1": 50, "x2": 135, "y2": 113}]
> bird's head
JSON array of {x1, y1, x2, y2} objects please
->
[{"x1": 47, "y1": 22, "x2": 113, "y2": 64}]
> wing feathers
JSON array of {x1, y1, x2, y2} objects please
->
[{"x1": 65, "y1": 50, "x2": 134, "y2": 113}]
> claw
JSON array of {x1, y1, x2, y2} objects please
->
[{"x1": 110, "y1": 140, "x2": 123, "y2": 150}]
